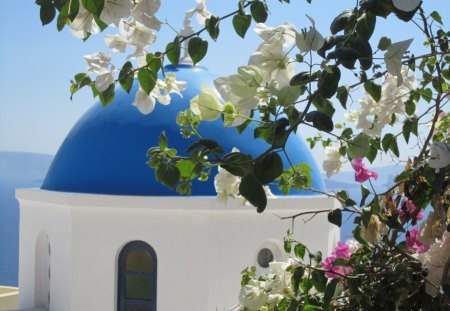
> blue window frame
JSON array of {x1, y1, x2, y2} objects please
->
[{"x1": 118, "y1": 241, "x2": 157, "y2": 311}]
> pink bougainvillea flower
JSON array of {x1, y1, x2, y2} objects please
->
[
  {"x1": 322, "y1": 242, "x2": 353, "y2": 279},
  {"x1": 406, "y1": 228, "x2": 430, "y2": 254},
  {"x1": 351, "y1": 157, "x2": 378, "y2": 183},
  {"x1": 399, "y1": 198, "x2": 424, "y2": 225}
]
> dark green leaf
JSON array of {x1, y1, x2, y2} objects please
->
[
  {"x1": 291, "y1": 266, "x2": 304, "y2": 294},
  {"x1": 254, "y1": 152, "x2": 284, "y2": 184},
  {"x1": 232, "y1": 13, "x2": 252, "y2": 38},
  {"x1": 430, "y1": 11, "x2": 443, "y2": 25},
  {"x1": 98, "y1": 83, "x2": 115, "y2": 107},
  {"x1": 378, "y1": 37, "x2": 391, "y2": 51},
  {"x1": 166, "y1": 37, "x2": 181, "y2": 66},
  {"x1": 349, "y1": 36, "x2": 373, "y2": 70},
  {"x1": 311, "y1": 270, "x2": 327, "y2": 293},
  {"x1": 138, "y1": 68, "x2": 157, "y2": 95},
  {"x1": 356, "y1": 11, "x2": 376, "y2": 41},
  {"x1": 205, "y1": 16, "x2": 220, "y2": 41},
  {"x1": 294, "y1": 243, "x2": 306, "y2": 260},
  {"x1": 290, "y1": 71, "x2": 316, "y2": 86},
  {"x1": 156, "y1": 162, "x2": 180, "y2": 189},
  {"x1": 328, "y1": 48, "x2": 361, "y2": 69},
  {"x1": 250, "y1": 2, "x2": 268, "y2": 23},
  {"x1": 318, "y1": 66, "x2": 341, "y2": 98},
  {"x1": 364, "y1": 81, "x2": 382, "y2": 102},
  {"x1": 239, "y1": 173, "x2": 267, "y2": 213},
  {"x1": 336, "y1": 86, "x2": 349, "y2": 109},
  {"x1": 221, "y1": 152, "x2": 254, "y2": 177},
  {"x1": 188, "y1": 37, "x2": 208, "y2": 65},
  {"x1": 118, "y1": 61, "x2": 134, "y2": 93},
  {"x1": 81, "y1": 0, "x2": 104, "y2": 16},
  {"x1": 360, "y1": 185, "x2": 370, "y2": 207},
  {"x1": 328, "y1": 209, "x2": 342, "y2": 227},
  {"x1": 382, "y1": 133, "x2": 399, "y2": 157},
  {"x1": 186, "y1": 139, "x2": 224, "y2": 154},
  {"x1": 40, "y1": 1, "x2": 56, "y2": 25},
  {"x1": 330, "y1": 9, "x2": 355, "y2": 34},
  {"x1": 146, "y1": 53, "x2": 163, "y2": 73},
  {"x1": 305, "y1": 111, "x2": 334, "y2": 132}
]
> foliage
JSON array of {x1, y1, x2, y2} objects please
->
[{"x1": 36, "y1": 0, "x2": 450, "y2": 309}]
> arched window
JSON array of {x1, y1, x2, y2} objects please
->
[{"x1": 118, "y1": 241, "x2": 157, "y2": 311}]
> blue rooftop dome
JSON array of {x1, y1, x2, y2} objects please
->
[{"x1": 42, "y1": 64, "x2": 325, "y2": 196}]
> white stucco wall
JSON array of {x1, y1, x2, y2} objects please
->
[{"x1": 16, "y1": 189, "x2": 340, "y2": 311}]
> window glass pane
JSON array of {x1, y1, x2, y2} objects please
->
[
  {"x1": 124, "y1": 301, "x2": 152, "y2": 311},
  {"x1": 126, "y1": 249, "x2": 152, "y2": 273},
  {"x1": 125, "y1": 275, "x2": 152, "y2": 300}
]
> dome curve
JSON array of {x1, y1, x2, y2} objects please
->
[{"x1": 41, "y1": 65, "x2": 325, "y2": 196}]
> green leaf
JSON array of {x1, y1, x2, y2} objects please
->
[
  {"x1": 360, "y1": 185, "x2": 370, "y2": 207},
  {"x1": 382, "y1": 133, "x2": 399, "y2": 157},
  {"x1": 146, "y1": 53, "x2": 163, "y2": 73},
  {"x1": 318, "y1": 66, "x2": 341, "y2": 98},
  {"x1": 291, "y1": 266, "x2": 305, "y2": 294},
  {"x1": 336, "y1": 86, "x2": 349, "y2": 109},
  {"x1": 220, "y1": 152, "x2": 254, "y2": 177},
  {"x1": 276, "y1": 86, "x2": 302, "y2": 106},
  {"x1": 327, "y1": 209, "x2": 342, "y2": 227},
  {"x1": 348, "y1": 133, "x2": 370, "y2": 159},
  {"x1": 305, "y1": 111, "x2": 334, "y2": 132},
  {"x1": 294, "y1": 243, "x2": 306, "y2": 260},
  {"x1": 98, "y1": 83, "x2": 115, "y2": 107},
  {"x1": 81, "y1": 0, "x2": 104, "y2": 16},
  {"x1": 311, "y1": 270, "x2": 327, "y2": 293},
  {"x1": 176, "y1": 160, "x2": 200, "y2": 180},
  {"x1": 188, "y1": 37, "x2": 208, "y2": 65},
  {"x1": 349, "y1": 36, "x2": 373, "y2": 71},
  {"x1": 239, "y1": 173, "x2": 267, "y2": 213},
  {"x1": 232, "y1": 13, "x2": 252, "y2": 38},
  {"x1": 250, "y1": 2, "x2": 268, "y2": 23},
  {"x1": 254, "y1": 152, "x2": 284, "y2": 184},
  {"x1": 323, "y1": 279, "x2": 338, "y2": 307},
  {"x1": 118, "y1": 61, "x2": 134, "y2": 94},
  {"x1": 166, "y1": 37, "x2": 181, "y2": 66},
  {"x1": 330, "y1": 9, "x2": 355, "y2": 34},
  {"x1": 378, "y1": 36, "x2": 391, "y2": 51},
  {"x1": 39, "y1": 0, "x2": 56, "y2": 26},
  {"x1": 158, "y1": 132, "x2": 168, "y2": 151},
  {"x1": 137, "y1": 68, "x2": 157, "y2": 95},
  {"x1": 290, "y1": 71, "x2": 317, "y2": 86},
  {"x1": 431, "y1": 11, "x2": 443, "y2": 25},
  {"x1": 156, "y1": 162, "x2": 180, "y2": 189},
  {"x1": 355, "y1": 11, "x2": 376, "y2": 41},
  {"x1": 205, "y1": 16, "x2": 220, "y2": 41},
  {"x1": 364, "y1": 81, "x2": 381, "y2": 102},
  {"x1": 420, "y1": 88, "x2": 433, "y2": 102}
]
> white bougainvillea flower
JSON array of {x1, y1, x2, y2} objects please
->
[
  {"x1": 254, "y1": 22, "x2": 297, "y2": 47},
  {"x1": 100, "y1": 0, "x2": 134, "y2": 26},
  {"x1": 323, "y1": 144, "x2": 342, "y2": 177},
  {"x1": 133, "y1": 87, "x2": 157, "y2": 114},
  {"x1": 160, "y1": 73, "x2": 187, "y2": 98},
  {"x1": 248, "y1": 42, "x2": 294, "y2": 89},
  {"x1": 117, "y1": 19, "x2": 157, "y2": 59},
  {"x1": 384, "y1": 38, "x2": 413, "y2": 86},
  {"x1": 105, "y1": 34, "x2": 129, "y2": 52},
  {"x1": 84, "y1": 52, "x2": 112, "y2": 74},
  {"x1": 131, "y1": 0, "x2": 161, "y2": 31},
  {"x1": 190, "y1": 85, "x2": 223, "y2": 121},
  {"x1": 429, "y1": 142, "x2": 450, "y2": 171},
  {"x1": 70, "y1": 5, "x2": 99, "y2": 39},
  {"x1": 392, "y1": 0, "x2": 421, "y2": 12},
  {"x1": 95, "y1": 68, "x2": 115, "y2": 92},
  {"x1": 295, "y1": 15, "x2": 324, "y2": 52},
  {"x1": 214, "y1": 165, "x2": 241, "y2": 202},
  {"x1": 238, "y1": 279, "x2": 267, "y2": 310}
]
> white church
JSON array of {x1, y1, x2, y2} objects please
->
[{"x1": 15, "y1": 63, "x2": 339, "y2": 311}]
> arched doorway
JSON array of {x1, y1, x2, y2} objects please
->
[
  {"x1": 35, "y1": 231, "x2": 50, "y2": 308},
  {"x1": 118, "y1": 241, "x2": 157, "y2": 311}
]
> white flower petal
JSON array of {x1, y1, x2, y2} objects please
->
[
  {"x1": 95, "y1": 71, "x2": 115, "y2": 92},
  {"x1": 384, "y1": 38, "x2": 413, "y2": 86},
  {"x1": 133, "y1": 88, "x2": 155, "y2": 114}
]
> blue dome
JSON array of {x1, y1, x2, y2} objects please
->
[{"x1": 42, "y1": 64, "x2": 325, "y2": 196}]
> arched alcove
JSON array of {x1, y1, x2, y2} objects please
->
[
  {"x1": 118, "y1": 241, "x2": 157, "y2": 311},
  {"x1": 35, "y1": 231, "x2": 50, "y2": 308}
]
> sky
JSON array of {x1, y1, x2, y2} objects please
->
[{"x1": 0, "y1": 0, "x2": 448, "y2": 167}]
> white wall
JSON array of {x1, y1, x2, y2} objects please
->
[{"x1": 16, "y1": 189, "x2": 339, "y2": 311}]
